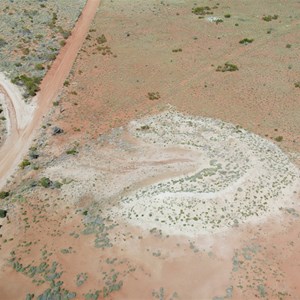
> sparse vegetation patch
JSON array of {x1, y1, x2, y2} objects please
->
[
  {"x1": 192, "y1": 6, "x2": 212, "y2": 16},
  {"x1": 216, "y1": 62, "x2": 239, "y2": 72},
  {"x1": 294, "y1": 82, "x2": 300, "y2": 88},
  {"x1": 147, "y1": 92, "x2": 160, "y2": 100},
  {"x1": 262, "y1": 14, "x2": 279, "y2": 21},
  {"x1": 239, "y1": 38, "x2": 254, "y2": 45}
]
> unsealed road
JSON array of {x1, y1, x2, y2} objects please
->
[{"x1": 0, "y1": 0, "x2": 101, "y2": 188}]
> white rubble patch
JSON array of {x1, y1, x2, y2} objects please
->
[
  {"x1": 46, "y1": 110, "x2": 299, "y2": 236},
  {"x1": 206, "y1": 16, "x2": 223, "y2": 23},
  {"x1": 109, "y1": 111, "x2": 300, "y2": 235},
  {"x1": 0, "y1": 93, "x2": 9, "y2": 135},
  {"x1": 0, "y1": 72, "x2": 35, "y2": 131}
]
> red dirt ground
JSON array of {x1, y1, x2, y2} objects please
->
[{"x1": 0, "y1": 0, "x2": 299, "y2": 299}]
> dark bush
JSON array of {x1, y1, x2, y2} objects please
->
[
  {"x1": 0, "y1": 191, "x2": 9, "y2": 199},
  {"x1": 0, "y1": 209, "x2": 7, "y2": 218}
]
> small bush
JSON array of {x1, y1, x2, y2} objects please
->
[
  {"x1": 0, "y1": 209, "x2": 7, "y2": 218},
  {"x1": 147, "y1": 92, "x2": 160, "y2": 100},
  {"x1": 53, "y1": 181, "x2": 62, "y2": 189},
  {"x1": 0, "y1": 191, "x2": 9, "y2": 199},
  {"x1": 239, "y1": 38, "x2": 254, "y2": 45},
  {"x1": 97, "y1": 34, "x2": 107, "y2": 44},
  {"x1": 192, "y1": 6, "x2": 212, "y2": 16},
  {"x1": 216, "y1": 62, "x2": 239, "y2": 72},
  {"x1": 19, "y1": 159, "x2": 31, "y2": 169},
  {"x1": 136, "y1": 125, "x2": 150, "y2": 131},
  {"x1": 224, "y1": 14, "x2": 231, "y2": 18},
  {"x1": 262, "y1": 15, "x2": 278, "y2": 22},
  {"x1": 294, "y1": 82, "x2": 300, "y2": 88},
  {"x1": 97, "y1": 45, "x2": 112, "y2": 55},
  {"x1": 39, "y1": 177, "x2": 51, "y2": 188},
  {"x1": 275, "y1": 136, "x2": 283, "y2": 142},
  {"x1": 29, "y1": 150, "x2": 39, "y2": 159},
  {"x1": 35, "y1": 63, "x2": 44, "y2": 71},
  {"x1": 172, "y1": 48, "x2": 182, "y2": 53},
  {"x1": 66, "y1": 148, "x2": 78, "y2": 155},
  {"x1": 63, "y1": 80, "x2": 70, "y2": 87},
  {"x1": 286, "y1": 44, "x2": 292, "y2": 48}
]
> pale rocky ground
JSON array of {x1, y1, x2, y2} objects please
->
[
  {"x1": 0, "y1": 92, "x2": 8, "y2": 146},
  {"x1": 0, "y1": 0, "x2": 300, "y2": 299}
]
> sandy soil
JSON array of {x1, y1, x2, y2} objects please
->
[{"x1": 0, "y1": 0, "x2": 300, "y2": 299}]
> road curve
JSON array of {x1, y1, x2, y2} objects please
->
[{"x1": 0, "y1": 0, "x2": 101, "y2": 189}]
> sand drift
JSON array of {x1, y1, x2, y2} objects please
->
[{"x1": 47, "y1": 110, "x2": 300, "y2": 236}]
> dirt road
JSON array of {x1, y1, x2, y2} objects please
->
[{"x1": 0, "y1": 0, "x2": 101, "y2": 188}]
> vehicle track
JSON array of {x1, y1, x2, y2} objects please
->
[{"x1": 0, "y1": 0, "x2": 101, "y2": 188}]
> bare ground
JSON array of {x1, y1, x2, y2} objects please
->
[{"x1": 0, "y1": 0, "x2": 300, "y2": 299}]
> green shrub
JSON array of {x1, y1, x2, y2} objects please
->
[
  {"x1": 0, "y1": 209, "x2": 7, "y2": 218},
  {"x1": 239, "y1": 38, "x2": 254, "y2": 45},
  {"x1": 66, "y1": 148, "x2": 78, "y2": 155},
  {"x1": 224, "y1": 14, "x2": 231, "y2": 18},
  {"x1": 39, "y1": 177, "x2": 51, "y2": 188},
  {"x1": 275, "y1": 136, "x2": 283, "y2": 142},
  {"x1": 35, "y1": 63, "x2": 44, "y2": 71},
  {"x1": 216, "y1": 62, "x2": 239, "y2": 72},
  {"x1": 12, "y1": 75, "x2": 41, "y2": 97},
  {"x1": 192, "y1": 6, "x2": 212, "y2": 16},
  {"x1": 19, "y1": 159, "x2": 31, "y2": 169},
  {"x1": 262, "y1": 15, "x2": 278, "y2": 22}
]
